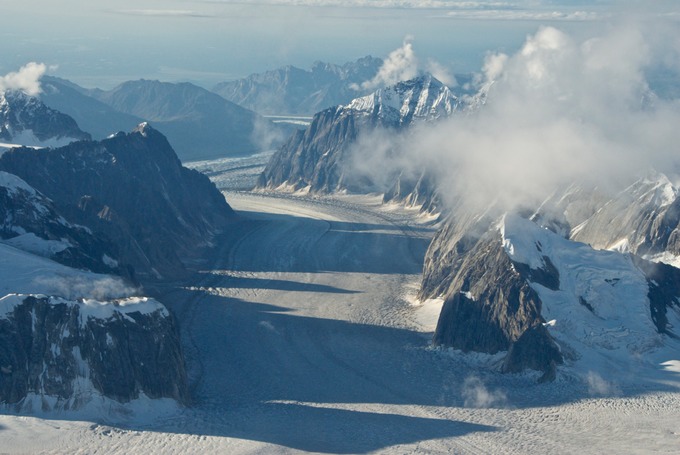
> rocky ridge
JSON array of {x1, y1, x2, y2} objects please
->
[
  {"x1": 0, "y1": 90, "x2": 90, "y2": 147},
  {"x1": 258, "y1": 74, "x2": 459, "y2": 195}
]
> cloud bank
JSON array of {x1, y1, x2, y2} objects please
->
[
  {"x1": 0, "y1": 62, "x2": 47, "y2": 96},
  {"x1": 350, "y1": 21, "x2": 680, "y2": 212}
]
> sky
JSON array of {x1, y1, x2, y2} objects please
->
[{"x1": 3, "y1": 0, "x2": 677, "y2": 89}]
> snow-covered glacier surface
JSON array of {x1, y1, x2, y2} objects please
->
[{"x1": 2, "y1": 155, "x2": 680, "y2": 454}]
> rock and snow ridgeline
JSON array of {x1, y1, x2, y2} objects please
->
[
  {"x1": 257, "y1": 74, "x2": 458, "y2": 200},
  {"x1": 0, "y1": 90, "x2": 90, "y2": 148},
  {"x1": 0, "y1": 294, "x2": 188, "y2": 411}
]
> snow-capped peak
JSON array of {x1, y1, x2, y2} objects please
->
[
  {"x1": 0, "y1": 170, "x2": 37, "y2": 196},
  {"x1": 343, "y1": 74, "x2": 459, "y2": 123},
  {"x1": 133, "y1": 121, "x2": 153, "y2": 137}
]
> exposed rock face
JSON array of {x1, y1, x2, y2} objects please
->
[
  {"x1": 258, "y1": 74, "x2": 459, "y2": 194},
  {"x1": 0, "y1": 123, "x2": 235, "y2": 279},
  {"x1": 0, "y1": 171, "x2": 122, "y2": 276},
  {"x1": 422, "y1": 213, "x2": 564, "y2": 381},
  {"x1": 0, "y1": 90, "x2": 91, "y2": 146},
  {"x1": 428, "y1": 223, "x2": 551, "y2": 357},
  {"x1": 0, "y1": 294, "x2": 188, "y2": 408},
  {"x1": 87, "y1": 80, "x2": 274, "y2": 160},
  {"x1": 382, "y1": 170, "x2": 440, "y2": 214},
  {"x1": 501, "y1": 324, "x2": 563, "y2": 383},
  {"x1": 213, "y1": 56, "x2": 384, "y2": 115},
  {"x1": 632, "y1": 256, "x2": 680, "y2": 337}
]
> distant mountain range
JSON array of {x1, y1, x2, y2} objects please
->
[
  {"x1": 212, "y1": 56, "x2": 383, "y2": 115},
  {"x1": 36, "y1": 76, "x2": 279, "y2": 161}
]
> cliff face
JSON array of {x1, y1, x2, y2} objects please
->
[
  {"x1": 425, "y1": 213, "x2": 562, "y2": 380},
  {"x1": 0, "y1": 294, "x2": 188, "y2": 409},
  {"x1": 0, "y1": 123, "x2": 235, "y2": 279}
]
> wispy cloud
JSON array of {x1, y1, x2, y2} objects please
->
[
  {"x1": 0, "y1": 62, "x2": 47, "y2": 96},
  {"x1": 356, "y1": 37, "x2": 419, "y2": 90},
  {"x1": 353, "y1": 37, "x2": 456, "y2": 90},
  {"x1": 442, "y1": 9, "x2": 602, "y2": 20},
  {"x1": 461, "y1": 375, "x2": 508, "y2": 408},
  {"x1": 112, "y1": 9, "x2": 215, "y2": 18},
  {"x1": 206, "y1": 0, "x2": 522, "y2": 8}
]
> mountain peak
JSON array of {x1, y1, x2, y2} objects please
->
[
  {"x1": 343, "y1": 73, "x2": 458, "y2": 123},
  {"x1": 133, "y1": 121, "x2": 154, "y2": 137}
]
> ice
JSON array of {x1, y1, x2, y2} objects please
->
[{"x1": 501, "y1": 213, "x2": 678, "y2": 380}]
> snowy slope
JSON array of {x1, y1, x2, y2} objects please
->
[
  {"x1": 344, "y1": 74, "x2": 459, "y2": 124},
  {"x1": 0, "y1": 90, "x2": 90, "y2": 147},
  {"x1": 0, "y1": 242, "x2": 133, "y2": 302},
  {"x1": 501, "y1": 213, "x2": 680, "y2": 380}
]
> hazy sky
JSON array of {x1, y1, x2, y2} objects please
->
[{"x1": 2, "y1": 1, "x2": 678, "y2": 89}]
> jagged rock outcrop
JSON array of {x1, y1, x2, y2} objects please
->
[
  {"x1": 382, "y1": 170, "x2": 441, "y2": 214},
  {"x1": 428, "y1": 215, "x2": 554, "y2": 358},
  {"x1": 213, "y1": 56, "x2": 383, "y2": 115},
  {"x1": 258, "y1": 74, "x2": 460, "y2": 194},
  {"x1": 0, "y1": 90, "x2": 90, "y2": 146},
  {"x1": 0, "y1": 294, "x2": 188, "y2": 409},
  {"x1": 0, "y1": 171, "x2": 124, "y2": 277},
  {"x1": 501, "y1": 323, "x2": 563, "y2": 382},
  {"x1": 0, "y1": 123, "x2": 235, "y2": 279}
]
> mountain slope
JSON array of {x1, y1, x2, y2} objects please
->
[
  {"x1": 258, "y1": 74, "x2": 459, "y2": 194},
  {"x1": 0, "y1": 171, "x2": 123, "y2": 276},
  {"x1": 422, "y1": 192, "x2": 680, "y2": 381},
  {"x1": 0, "y1": 123, "x2": 234, "y2": 279},
  {"x1": 0, "y1": 90, "x2": 90, "y2": 147},
  {"x1": 213, "y1": 56, "x2": 383, "y2": 115},
  {"x1": 39, "y1": 76, "x2": 143, "y2": 140},
  {"x1": 0, "y1": 293, "x2": 188, "y2": 410},
  {"x1": 88, "y1": 80, "x2": 275, "y2": 160}
]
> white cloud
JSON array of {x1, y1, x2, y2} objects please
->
[
  {"x1": 32, "y1": 275, "x2": 139, "y2": 301},
  {"x1": 0, "y1": 62, "x2": 47, "y2": 96},
  {"x1": 357, "y1": 37, "x2": 419, "y2": 91},
  {"x1": 461, "y1": 375, "x2": 508, "y2": 408},
  {"x1": 349, "y1": 21, "x2": 680, "y2": 212},
  {"x1": 352, "y1": 37, "x2": 457, "y2": 90}
]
